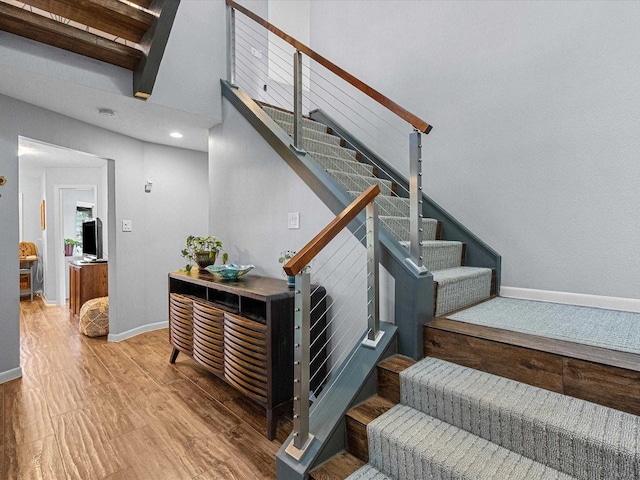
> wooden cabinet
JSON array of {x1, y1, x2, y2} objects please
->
[
  {"x1": 168, "y1": 270, "x2": 326, "y2": 440},
  {"x1": 69, "y1": 261, "x2": 108, "y2": 318}
]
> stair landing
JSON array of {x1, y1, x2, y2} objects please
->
[{"x1": 425, "y1": 311, "x2": 640, "y2": 416}]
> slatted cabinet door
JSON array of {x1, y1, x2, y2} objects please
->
[
  {"x1": 223, "y1": 312, "x2": 268, "y2": 403},
  {"x1": 192, "y1": 299, "x2": 225, "y2": 375},
  {"x1": 169, "y1": 293, "x2": 194, "y2": 356}
]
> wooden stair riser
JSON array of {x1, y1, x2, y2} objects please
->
[
  {"x1": 342, "y1": 357, "x2": 416, "y2": 465},
  {"x1": 424, "y1": 321, "x2": 640, "y2": 416}
]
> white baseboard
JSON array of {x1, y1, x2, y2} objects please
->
[
  {"x1": 0, "y1": 366, "x2": 23, "y2": 384},
  {"x1": 108, "y1": 321, "x2": 168, "y2": 343},
  {"x1": 500, "y1": 287, "x2": 640, "y2": 313}
]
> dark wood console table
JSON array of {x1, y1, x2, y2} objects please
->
[
  {"x1": 168, "y1": 270, "x2": 326, "y2": 440},
  {"x1": 69, "y1": 261, "x2": 108, "y2": 319}
]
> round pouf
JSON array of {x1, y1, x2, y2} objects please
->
[{"x1": 79, "y1": 297, "x2": 109, "y2": 337}]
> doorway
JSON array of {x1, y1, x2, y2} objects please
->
[{"x1": 18, "y1": 137, "x2": 109, "y2": 306}]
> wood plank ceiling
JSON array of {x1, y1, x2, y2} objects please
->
[
  {"x1": 0, "y1": 0, "x2": 178, "y2": 97},
  {"x1": 0, "y1": 0, "x2": 180, "y2": 99}
]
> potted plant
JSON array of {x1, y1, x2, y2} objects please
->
[
  {"x1": 279, "y1": 250, "x2": 310, "y2": 287},
  {"x1": 64, "y1": 238, "x2": 79, "y2": 256},
  {"x1": 181, "y1": 235, "x2": 228, "y2": 273}
]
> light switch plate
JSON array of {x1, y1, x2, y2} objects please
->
[
  {"x1": 122, "y1": 219, "x2": 132, "y2": 232},
  {"x1": 288, "y1": 212, "x2": 300, "y2": 229}
]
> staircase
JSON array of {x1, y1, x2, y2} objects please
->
[
  {"x1": 351, "y1": 355, "x2": 640, "y2": 479},
  {"x1": 310, "y1": 351, "x2": 640, "y2": 480},
  {"x1": 261, "y1": 104, "x2": 495, "y2": 317}
]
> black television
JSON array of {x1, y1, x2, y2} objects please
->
[{"x1": 82, "y1": 218, "x2": 103, "y2": 261}]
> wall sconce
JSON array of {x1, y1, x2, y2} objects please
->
[{"x1": 145, "y1": 180, "x2": 153, "y2": 193}]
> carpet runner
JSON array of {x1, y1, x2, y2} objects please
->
[
  {"x1": 261, "y1": 105, "x2": 492, "y2": 315},
  {"x1": 348, "y1": 356, "x2": 640, "y2": 479}
]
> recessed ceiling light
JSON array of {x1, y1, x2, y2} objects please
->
[
  {"x1": 170, "y1": 132, "x2": 183, "y2": 138},
  {"x1": 98, "y1": 108, "x2": 116, "y2": 117}
]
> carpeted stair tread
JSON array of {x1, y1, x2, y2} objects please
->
[
  {"x1": 304, "y1": 137, "x2": 359, "y2": 162},
  {"x1": 401, "y1": 357, "x2": 640, "y2": 480},
  {"x1": 399, "y1": 240, "x2": 463, "y2": 271},
  {"x1": 275, "y1": 118, "x2": 343, "y2": 146},
  {"x1": 380, "y1": 216, "x2": 439, "y2": 242},
  {"x1": 261, "y1": 105, "x2": 330, "y2": 134},
  {"x1": 328, "y1": 170, "x2": 395, "y2": 196},
  {"x1": 432, "y1": 267, "x2": 493, "y2": 316},
  {"x1": 345, "y1": 464, "x2": 392, "y2": 480},
  {"x1": 350, "y1": 192, "x2": 410, "y2": 218},
  {"x1": 362, "y1": 404, "x2": 576, "y2": 480},
  {"x1": 311, "y1": 152, "x2": 375, "y2": 177}
]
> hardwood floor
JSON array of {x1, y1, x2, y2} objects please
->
[{"x1": 2, "y1": 298, "x2": 291, "y2": 479}]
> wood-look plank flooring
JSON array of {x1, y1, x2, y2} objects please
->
[{"x1": 2, "y1": 298, "x2": 291, "y2": 479}]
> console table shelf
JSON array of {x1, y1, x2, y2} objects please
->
[{"x1": 168, "y1": 270, "x2": 326, "y2": 440}]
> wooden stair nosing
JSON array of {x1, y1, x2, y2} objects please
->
[
  {"x1": 427, "y1": 316, "x2": 640, "y2": 374},
  {"x1": 377, "y1": 355, "x2": 416, "y2": 404},
  {"x1": 345, "y1": 395, "x2": 395, "y2": 463},
  {"x1": 309, "y1": 452, "x2": 366, "y2": 480},
  {"x1": 425, "y1": 317, "x2": 640, "y2": 416}
]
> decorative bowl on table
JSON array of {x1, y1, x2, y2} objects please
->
[{"x1": 204, "y1": 264, "x2": 254, "y2": 280}]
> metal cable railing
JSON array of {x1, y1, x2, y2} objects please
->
[
  {"x1": 281, "y1": 185, "x2": 382, "y2": 458},
  {"x1": 232, "y1": 4, "x2": 424, "y2": 252},
  {"x1": 234, "y1": 34, "x2": 417, "y2": 245},
  {"x1": 227, "y1": 0, "x2": 433, "y2": 458}
]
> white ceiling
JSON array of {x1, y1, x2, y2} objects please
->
[
  {"x1": 19, "y1": 137, "x2": 107, "y2": 177},
  {"x1": 0, "y1": 63, "x2": 213, "y2": 153}
]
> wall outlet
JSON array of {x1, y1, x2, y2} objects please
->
[
  {"x1": 288, "y1": 212, "x2": 300, "y2": 229},
  {"x1": 122, "y1": 219, "x2": 132, "y2": 232}
]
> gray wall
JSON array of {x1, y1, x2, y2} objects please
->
[
  {"x1": 209, "y1": 97, "x2": 369, "y2": 371},
  {"x1": 308, "y1": 1, "x2": 640, "y2": 299},
  {"x1": 0, "y1": 94, "x2": 208, "y2": 379},
  {"x1": 149, "y1": 0, "x2": 226, "y2": 121}
]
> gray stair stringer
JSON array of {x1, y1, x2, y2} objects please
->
[
  {"x1": 354, "y1": 404, "x2": 577, "y2": 480},
  {"x1": 400, "y1": 357, "x2": 640, "y2": 480}
]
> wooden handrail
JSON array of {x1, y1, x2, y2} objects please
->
[
  {"x1": 283, "y1": 185, "x2": 381, "y2": 276},
  {"x1": 226, "y1": 0, "x2": 432, "y2": 134}
]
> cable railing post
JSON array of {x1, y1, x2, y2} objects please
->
[
  {"x1": 293, "y1": 50, "x2": 303, "y2": 151},
  {"x1": 409, "y1": 131, "x2": 425, "y2": 271},
  {"x1": 362, "y1": 200, "x2": 384, "y2": 348},
  {"x1": 226, "y1": 5, "x2": 236, "y2": 86},
  {"x1": 286, "y1": 271, "x2": 313, "y2": 459}
]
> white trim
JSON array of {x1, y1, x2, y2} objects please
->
[
  {"x1": 500, "y1": 286, "x2": 640, "y2": 313},
  {"x1": 107, "y1": 321, "x2": 168, "y2": 342},
  {"x1": 0, "y1": 366, "x2": 23, "y2": 384}
]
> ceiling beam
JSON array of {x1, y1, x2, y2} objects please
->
[
  {"x1": 20, "y1": 0, "x2": 154, "y2": 43},
  {"x1": 133, "y1": 0, "x2": 180, "y2": 98},
  {"x1": 0, "y1": 2, "x2": 142, "y2": 70},
  {"x1": 131, "y1": 0, "x2": 152, "y2": 8}
]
